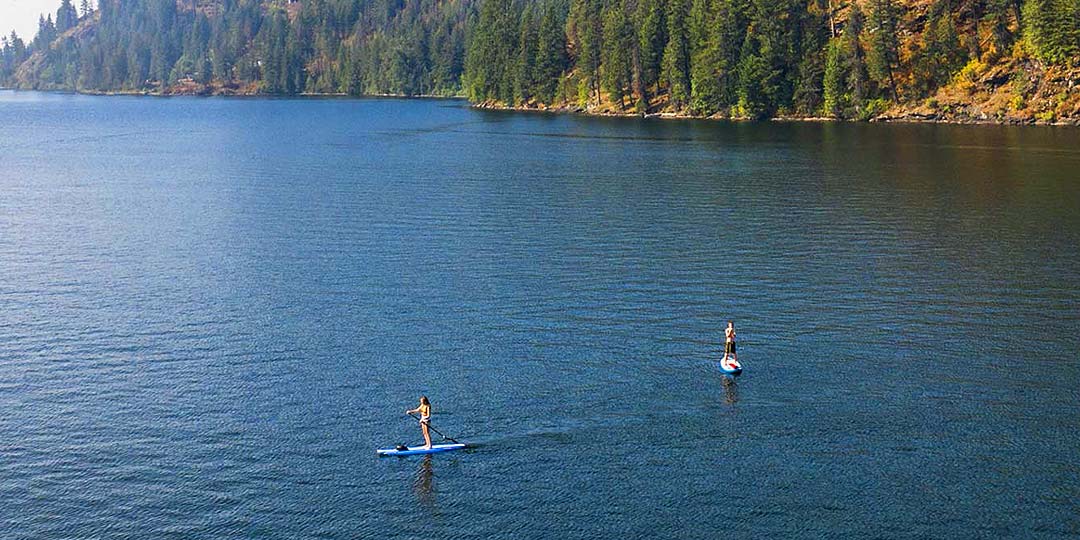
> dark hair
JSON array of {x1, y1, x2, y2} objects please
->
[
  {"x1": 728, "y1": 321, "x2": 734, "y2": 326},
  {"x1": 420, "y1": 396, "x2": 430, "y2": 406}
]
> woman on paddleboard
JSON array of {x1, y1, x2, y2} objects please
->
[
  {"x1": 723, "y1": 321, "x2": 737, "y2": 364},
  {"x1": 406, "y1": 396, "x2": 432, "y2": 449}
]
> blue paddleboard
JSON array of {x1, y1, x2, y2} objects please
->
[{"x1": 377, "y1": 443, "x2": 466, "y2": 457}]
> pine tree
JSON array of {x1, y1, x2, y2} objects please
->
[
  {"x1": 865, "y1": 0, "x2": 900, "y2": 100},
  {"x1": 845, "y1": 4, "x2": 869, "y2": 114},
  {"x1": 822, "y1": 36, "x2": 847, "y2": 117},
  {"x1": 1023, "y1": 0, "x2": 1080, "y2": 66},
  {"x1": 913, "y1": 0, "x2": 964, "y2": 96},
  {"x1": 600, "y1": 2, "x2": 633, "y2": 109},
  {"x1": 534, "y1": 3, "x2": 567, "y2": 105},
  {"x1": 515, "y1": 6, "x2": 538, "y2": 105},
  {"x1": 464, "y1": 0, "x2": 519, "y2": 103},
  {"x1": 56, "y1": 0, "x2": 79, "y2": 33},
  {"x1": 792, "y1": 0, "x2": 829, "y2": 115},
  {"x1": 735, "y1": 0, "x2": 794, "y2": 117},
  {"x1": 662, "y1": 0, "x2": 691, "y2": 110},
  {"x1": 567, "y1": 0, "x2": 602, "y2": 106},
  {"x1": 635, "y1": 0, "x2": 665, "y2": 103}
]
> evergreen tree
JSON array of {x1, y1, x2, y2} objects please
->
[
  {"x1": 515, "y1": 6, "x2": 538, "y2": 104},
  {"x1": 792, "y1": 0, "x2": 829, "y2": 115},
  {"x1": 57, "y1": 0, "x2": 80, "y2": 33},
  {"x1": 7, "y1": 0, "x2": 1080, "y2": 121},
  {"x1": 33, "y1": 15, "x2": 57, "y2": 50},
  {"x1": 534, "y1": 3, "x2": 567, "y2": 104},
  {"x1": 688, "y1": 0, "x2": 721, "y2": 114},
  {"x1": 912, "y1": 0, "x2": 964, "y2": 97},
  {"x1": 822, "y1": 35, "x2": 847, "y2": 116},
  {"x1": 1023, "y1": 0, "x2": 1080, "y2": 65},
  {"x1": 567, "y1": 0, "x2": 602, "y2": 106},
  {"x1": 635, "y1": 0, "x2": 665, "y2": 102},
  {"x1": 844, "y1": 4, "x2": 869, "y2": 114},
  {"x1": 865, "y1": 0, "x2": 900, "y2": 100},
  {"x1": 600, "y1": 1, "x2": 633, "y2": 109},
  {"x1": 464, "y1": 0, "x2": 518, "y2": 102},
  {"x1": 662, "y1": 0, "x2": 691, "y2": 110}
]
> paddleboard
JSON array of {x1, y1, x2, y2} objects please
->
[
  {"x1": 719, "y1": 359, "x2": 742, "y2": 376},
  {"x1": 377, "y1": 443, "x2": 467, "y2": 457}
]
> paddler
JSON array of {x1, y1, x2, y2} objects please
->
[
  {"x1": 722, "y1": 321, "x2": 737, "y2": 364},
  {"x1": 406, "y1": 396, "x2": 433, "y2": 449}
]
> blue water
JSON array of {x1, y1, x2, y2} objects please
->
[{"x1": 1, "y1": 91, "x2": 1078, "y2": 538}]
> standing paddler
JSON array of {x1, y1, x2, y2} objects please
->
[
  {"x1": 406, "y1": 396, "x2": 433, "y2": 449},
  {"x1": 722, "y1": 321, "x2": 737, "y2": 365}
]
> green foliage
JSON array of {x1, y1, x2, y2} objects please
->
[
  {"x1": 1023, "y1": 0, "x2": 1080, "y2": 66},
  {"x1": 635, "y1": 0, "x2": 666, "y2": 100},
  {"x1": 792, "y1": 0, "x2": 828, "y2": 115},
  {"x1": 911, "y1": 0, "x2": 966, "y2": 97},
  {"x1": 864, "y1": 0, "x2": 900, "y2": 100},
  {"x1": 600, "y1": 2, "x2": 633, "y2": 109},
  {"x1": 7, "y1": 0, "x2": 469, "y2": 95},
  {"x1": 821, "y1": 5, "x2": 869, "y2": 118},
  {"x1": 5, "y1": 0, "x2": 1080, "y2": 121},
  {"x1": 1, "y1": 32, "x2": 30, "y2": 82},
  {"x1": 464, "y1": 0, "x2": 518, "y2": 102},
  {"x1": 533, "y1": 3, "x2": 568, "y2": 104},
  {"x1": 858, "y1": 97, "x2": 890, "y2": 119},
  {"x1": 661, "y1": 0, "x2": 691, "y2": 109},
  {"x1": 823, "y1": 36, "x2": 846, "y2": 117},
  {"x1": 516, "y1": 6, "x2": 539, "y2": 104},
  {"x1": 56, "y1": 0, "x2": 80, "y2": 34}
]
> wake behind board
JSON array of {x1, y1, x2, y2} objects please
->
[
  {"x1": 719, "y1": 359, "x2": 742, "y2": 376},
  {"x1": 377, "y1": 443, "x2": 466, "y2": 457}
]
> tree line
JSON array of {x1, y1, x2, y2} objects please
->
[
  {"x1": 3, "y1": 0, "x2": 470, "y2": 96},
  {"x1": 3, "y1": 0, "x2": 1078, "y2": 119},
  {"x1": 465, "y1": 0, "x2": 1079, "y2": 118}
]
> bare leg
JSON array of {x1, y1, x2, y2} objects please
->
[{"x1": 421, "y1": 422, "x2": 432, "y2": 449}]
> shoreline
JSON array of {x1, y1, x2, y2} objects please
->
[
  {"x1": 0, "y1": 86, "x2": 464, "y2": 101},
  {"x1": 471, "y1": 101, "x2": 1080, "y2": 127},
  {"x1": 4, "y1": 86, "x2": 1077, "y2": 126}
]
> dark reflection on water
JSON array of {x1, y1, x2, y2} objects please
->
[
  {"x1": 413, "y1": 456, "x2": 436, "y2": 511},
  {"x1": 1, "y1": 91, "x2": 1078, "y2": 539},
  {"x1": 721, "y1": 377, "x2": 739, "y2": 405}
]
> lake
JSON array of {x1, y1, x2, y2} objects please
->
[{"x1": 1, "y1": 91, "x2": 1078, "y2": 538}]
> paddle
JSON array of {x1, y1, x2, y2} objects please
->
[{"x1": 408, "y1": 412, "x2": 462, "y2": 444}]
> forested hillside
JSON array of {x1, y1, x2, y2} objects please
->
[
  {"x1": 464, "y1": 0, "x2": 1080, "y2": 121},
  {"x1": 2, "y1": 0, "x2": 1078, "y2": 122},
  {"x1": 1, "y1": 0, "x2": 470, "y2": 96}
]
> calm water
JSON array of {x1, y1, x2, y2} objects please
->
[{"x1": 1, "y1": 91, "x2": 1079, "y2": 538}]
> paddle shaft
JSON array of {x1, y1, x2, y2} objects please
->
[{"x1": 408, "y1": 412, "x2": 461, "y2": 444}]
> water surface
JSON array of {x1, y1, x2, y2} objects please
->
[{"x1": 1, "y1": 91, "x2": 1079, "y2": 538}]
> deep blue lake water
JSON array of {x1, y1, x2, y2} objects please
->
[{"x1": 1, "y1": 90, "x2": 1078, "y2": 538}]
